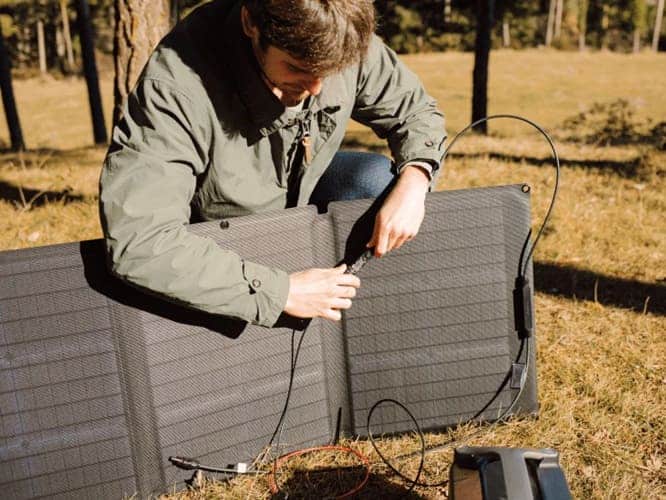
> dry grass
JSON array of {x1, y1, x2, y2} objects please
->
[{"x1": 0, "y1": 50, "x2": 664, "y2": 499}]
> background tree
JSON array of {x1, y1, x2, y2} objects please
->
[
  {"x1": 578, "y1": 0, "x2": 589, "y2": 50},
  {"x1": 546, "y1": 0, "x2": 557, "y2": 46},
  {"x1": 0, "y1": 19, "x2": 23, "y2": 150},
  {"x1": 77, "y1": 0, "x2": 106, "y2": 144},
  {"x1": 113, "y1": 0, "x2": 171, "y2": 126},
  {"x1": 652, "y1": 0, "x2": 664, "y2": 51},
  {"x1": 59, "y1": 0, "x2": 75, "y2": 72},
  {"x1": 630, "y1": 0, "x2": 647, "y2": 52},
  {"x1": 472, "y1": 0, "x2": 495, "y2": 134}
]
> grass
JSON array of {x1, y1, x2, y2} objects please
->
[{"x1": 0, "y1": 49, "x2": 664, "y2": 499}]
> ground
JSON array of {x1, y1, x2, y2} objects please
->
[{"x1": 0, "y1": 49, "x2": 664, "y2": 499}]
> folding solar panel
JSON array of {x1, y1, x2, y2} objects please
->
[{"x1": 0, "y1": 185, "x2": 537, "y2": 498}]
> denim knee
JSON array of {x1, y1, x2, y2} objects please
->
[{"x1": 309, "y1": 151, "x2": 394, "y2": 212}]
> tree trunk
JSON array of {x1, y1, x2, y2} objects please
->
[
  {"x1": 76, "y1": 0, "x2": 108, "y2": 145},
  {"x1": 578, "y1": 0, "x2": 588, "y2": 51},
  {"x1": 443, "y1": 0, "x2": 452, "y2": 24},
  {"x1": 503, "y1": 20, "x2": 510, "y2": 48},
  {"x1": 653, "y1": 0, "x2": 664, "y2": 51},
  {"x1": 37, "y1": 21, "x2": 47, "y2": 74},
  {"x1": 56, "y1": 25, "x2": 65, "y2": 61},
  {"x1": 113, "y1": 0, "x2": 171, "y2": 126},
  {"x1": 60, "y1": 0, "x2": 75, "y2": 72},
  {"x1": 0, "y1": 24, "x2": 24, "y2": 151},
  {"x1": 555, "y1": 0, "x2": 564, "y2": 39},
  {"x1": 546, "y1": 0, "x2": 556, "y2": 46},
  {"x1": 472, "y1": 0, "x2": 494, "y2": 135},
  {"x1": 601, "y1": 5, "x2": 609, "y2": 50},
  {"x1": 633, "y1": 29, "x2": 641, "y2": 53}
]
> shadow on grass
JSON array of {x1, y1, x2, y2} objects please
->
[
  {"x1": 0, "y1": 180, "x2": 85, "y2": 207},
  {"x1": 341, "y1": 137, "x2": 646, "y2": 177},
  {"x1": 446, "y1": 152, "x2": 643, "y2": 177},
  {"x1": 271, "y1": 468, "x2": 428, "y2": 499},
  {"x1": 535, "y1": 262, "x2": 665, "y2": 315},
  {"x1": 0, "y1": 146, "x2": 106, "y2": 161}
]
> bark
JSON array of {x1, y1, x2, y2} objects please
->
[
  {"x1": 601, "y1": 5, "x2": 609, "y2": 50},
  {"x1": 37, "y1": 21, "x2": 46, "y2": 74},
  {"x1": 0, "y1": 23, "x2": 24, "y2": 151},
  {"x1": 76, "y1": 0, "x2": 108, "y2": 144},
  {"x1": 502, "y1": 20, "x2": 510, "y2": 47},
  {"x1": 633, "y1": 29, "x2": 641, "y2": 53},
  {"x1": 546, "y1": 0, "x2": 556, "y2": 46},
  {"x1": 472, "y1": 0, "x2": 494, "y2": 135},
  {"x1": 60, "y1": 0, "x2": 75, "y2": 72},
  {"x1": 113, "y1": 0, "x2": 171, "y2": 126},
  {"x1": 578, "y1": 0, "x2": 588, "y2": 51},
  {"x1": 653, "y1": 0, "x2": 664, "y2": 51},
  {"x1": 555, "y1": 0, "x2": 564, "y2": 39}
]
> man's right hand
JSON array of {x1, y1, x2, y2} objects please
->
[{"x1": 285, "y1": 264, "x2": 361, "y2": 321}]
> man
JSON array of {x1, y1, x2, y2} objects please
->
[{"x1": 99, "y1": 0, "x2": 446, "y2": 328}]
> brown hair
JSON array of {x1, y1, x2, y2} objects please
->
[{"x1": 243, "y1": 0, "x2": 375, "y2": 75}]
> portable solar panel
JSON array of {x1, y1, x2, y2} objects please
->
[{"x1": 0, "y1": 185, "x2": 537, "y2": 498}]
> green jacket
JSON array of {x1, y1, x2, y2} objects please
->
[{"x1": 99, "y1": 0, "x2": 446, "y2": 328}]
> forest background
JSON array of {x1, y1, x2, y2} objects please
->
[{"x1": 0, "y1": 0, "x2": 665, "y2": 73}]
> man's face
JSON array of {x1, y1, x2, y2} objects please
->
[
  {"x1": 241, "y1": 6, "x2": 324, "y2": 107},
  {"x1": 254, "y1": 44, "x2": 324, "y2": 107}
]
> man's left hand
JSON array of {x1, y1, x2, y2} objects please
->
[{"x1": 367, "y1": 165, "x2": 430, "y2": 257}]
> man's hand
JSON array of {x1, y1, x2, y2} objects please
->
[
  {"x1": 285, "y1": 264, "x2": 361, "y2": 321},
  {"x1": 367, "y1": 165, "x2": 430, "y2": 257}
]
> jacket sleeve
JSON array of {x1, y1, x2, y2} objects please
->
[
  {"x1": 99, "y1": 78, "x2": 289, "y2": 327},
  {"x1": 352, "y1": 35, "x2": 447, "y2": 177}
]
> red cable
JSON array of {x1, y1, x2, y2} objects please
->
[{"x1": 268, "y1": 445, "x2": 371, "y2": 498}]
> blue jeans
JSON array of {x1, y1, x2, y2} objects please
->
[{"x1": 309, "y1": 151, "x2": 394, "y2": 213}]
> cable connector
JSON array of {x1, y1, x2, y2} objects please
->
[
  {"x1": 513, "y1": 276, "x2": 533, "y2": 339},
  {"x1": 510, "y1": 362, "x2": 527, "y2": 390},
  {"x1": 169, "y1": 456, "x2": 200, "y2": 470},
  {"x1": 345, "y1": 248, "x2": 374, "y2": 275}
]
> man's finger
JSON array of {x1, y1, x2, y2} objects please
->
[
  {"x1": 374, "y1": 228, "x2": 390, "y2": 257},
  {"x1": 337, "y1": 285, "x2": 357, "y2": 298},
  {"x1": 393, "y1": 233, "x2": 411, "y2": 251},
  {"x1": 331, "y1": 298, "x2": 353, "y2": 310},
  {"x1": 367, "y1": 219, "x2": 379, "y2": 248},
  {"x1": 337, "y1": 274, "x2": 361, "y2": 288},
  {"x1": 325, "y1": 309, "x2": 342, "y2": 321}
]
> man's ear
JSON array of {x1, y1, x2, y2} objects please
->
[{"x1": 240, "y1": 6, "x2": 260, "y2": 40}]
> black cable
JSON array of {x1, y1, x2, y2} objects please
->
[
  {"x1": 441, "y1": 114, "x2": 561, "y2": 279},
  {"x1": 366, "y1": 114, "x2": 559, "y2": 491},
  {"x1": 170, "y1": 325, "x2": 309, "y2": 477},
  {"x1": 168, "y1": 456, "x2": 269, "y2": 475},
  {"x1": 366, "y1": 399, "x2": 426, "y2": 496},
  {"x1": 268, "y1": 325, "x2": 309, "y2": 451}
]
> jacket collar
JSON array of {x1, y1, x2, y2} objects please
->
[{"x1": 223, "y1": 2, "x2": 348, "y2": 135}]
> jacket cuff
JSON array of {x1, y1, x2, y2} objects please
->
[
  {"x1": 242, "y1": 260, "x2": 290, "y2": 327},
  {"x1": 394, "y1": 158, "x2": 442, "y2": 191},
  {"x1": 396, "y1": 160, "x2": 435, "y2": 180}
]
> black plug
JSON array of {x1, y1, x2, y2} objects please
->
[
  {"x1": 345, "y1": 248, "x2": 374, "y2": 275},
  {"x1": 169, "y1": 456, "x2": 201, "y2": 470},
  {"x1": 513, "y1": 276, "x2": 533, "y2": 339}
]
